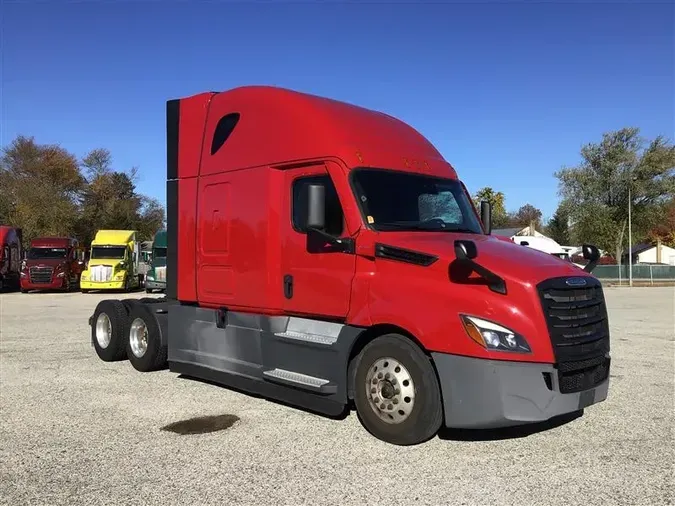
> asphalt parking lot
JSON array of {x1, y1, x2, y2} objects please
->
[{"x1": 0, "y1": 287, "x2": 673, "y2": 506}]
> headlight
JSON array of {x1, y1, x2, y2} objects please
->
[
  {"x1": 460, "y1": 315, "x2": 531, "y2": 353},
  {"x1": 56, "y1": 272, "x2": 65, "y2": 277}
]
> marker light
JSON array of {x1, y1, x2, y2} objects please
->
[{"x1": 460, "y1": 315, "x2": 531, "y2": 353}]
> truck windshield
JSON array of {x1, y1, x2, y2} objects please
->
[
  {"x1": 350, "y1": 168, "x2": 484, "y2": 233},
  {"x1": 27, "y1": 247, "x2": 67, "y2": 260},
  {"x1": 91, "y1": 246, "x2": 126, "y2": 259},
  {"x1": 153, "y1": 247, "x2": 167, "y2": 258}
]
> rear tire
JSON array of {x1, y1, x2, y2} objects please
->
[
  {"x1": 352, "y1": 333, "x2": 443, "y2": 446},
  {"x1": 126, "y1": 303, "x2": 167, "y2": 372},
  {"x1": 91, "y1": 300, "x2": 129, "y2": 362}
]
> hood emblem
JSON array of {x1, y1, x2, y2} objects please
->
[{"x1": 565, "y1": 277, "x2": 587, "y2": 287}]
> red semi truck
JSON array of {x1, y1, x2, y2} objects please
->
[
  {"x1": 0, "y1": 226, "x2": 23, "y2": 291},
  {"x1": 20, "y1": 237, "x2": 86, "y2": 292},
  {"x1": 89, "y1": 86, "x2": 611, "y2": 445}
]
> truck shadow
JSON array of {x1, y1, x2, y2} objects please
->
[
  {"x1": 437, "y1": 410, "x2": 584, "y2": 441},
  {"x1": 161, "y1": 414, "x2": 240, "y2": 435},
  {"x1": 175, "y1": 374, "x2": 583, "y2": 440}
]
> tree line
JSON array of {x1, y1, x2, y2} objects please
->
[
  {"x1": 0, "y1": 136, "x2": 165, "y2": 245},
  {"x1": 2, "y1": 127, "x2": 673, "y2": 261},
  {"x1": 472, "y1": 127, "x2": 675, "y2": 260}
]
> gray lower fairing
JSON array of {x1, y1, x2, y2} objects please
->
[{"x1": 164, "y1": 303, "x2": 364, "y2": 417}]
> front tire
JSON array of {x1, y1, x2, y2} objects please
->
[
  {"x1": 91, "y1": 300, "x2": 129, "y2": 362},
  {"x1": 352, "y1": 333, "x2": 443, "y2": 446},
  {"x1": 126, "y1": 303, "x2": 167, "y2": 372}
]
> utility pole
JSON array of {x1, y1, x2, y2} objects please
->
[{"x1": 628, "y1": 176, "x2": 633, "y2": 287}]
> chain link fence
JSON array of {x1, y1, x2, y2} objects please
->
[{"x1": 592, "y1": 264, "x2": 675, "y2": 285}]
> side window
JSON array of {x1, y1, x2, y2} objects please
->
[
  {"x1": 211, "y1": 113, "x2": 240, "y2": 155},
  {"x1": 9, "y1": 245, "x2": 19, "y2": 270},
  {"x1": 292, "y1": 175, "x2": 344, "y2": 236}
]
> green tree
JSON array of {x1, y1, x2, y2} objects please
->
[
  {"x1": 76, "y1": 148, "x2": 165, "y2": 244},
  {"x1": 1, "y1": 137, "x2": 165, "y2": 245},
  {"x1": 647, "y1": 199, "x2": 675, "y2": 247},
  {"x1": 511, "y1": 203, "x2": 543, "y2": 230},
  {"x1": 555, "y1": 127, "x2": 675, "y2": 259},
  {"x1": 546, "y1": 204, "x2": 571, "y2": 245},
  {"x1": 473, "y1": 187, "x2": 509, "y2": 227},
  {"x1": 0, "y1": 136, "x2": 85, "y2": 241}
]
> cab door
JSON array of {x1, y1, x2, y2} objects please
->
[
  {"x1": 70, "y1": 247, "x2": 86, "y2": 278},
  {"x1": 281, "y1": 164, "x2": 356, "y2": 319}
]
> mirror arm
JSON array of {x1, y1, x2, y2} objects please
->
[
  {"x1": 462, "y1": 259, "x2": 507, "y2": 295},
  {"x1": 581, "y1": 244, "x2": 601, "y2": 273},
  {"x1": 453, "y1": 240, "x2": 506, "y2": 295},
  {"x1": 583, "y1": 255, "x2": 599, "y2": 273},
  {"x1": 307, "y1": 227, "x2": 355, "y2": 254},
  {"x1": 583, "y1": 260, "x2": 598, "y2": 273}
]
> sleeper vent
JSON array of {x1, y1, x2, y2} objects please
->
[
  {"x1": 210, "y1": 113, "x2": 240, "y2": 155},
  {"x1": 374, "y1": 243, "x2": 438, "y2": 267}
]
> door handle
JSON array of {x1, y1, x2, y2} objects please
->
[{"x1": 283, "y1": 274, "x2": 293, "y2": 299}]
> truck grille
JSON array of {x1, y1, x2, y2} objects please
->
[
  {"x1": 537, "y1": 276, "x2": 610, "y2": 394},
  {"x1": 29, "y1": 266, "x2": 53, "y2": 284},
  {"x1": 155, "y1": 266, "x2": 166, "y2": 281},
  {"x1": 90, "y1": 265, "x2": 113, "y2": 282}
]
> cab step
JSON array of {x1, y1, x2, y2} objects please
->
[{"x1": 262, "y1": 368, "x2": 337, "y2": 394}]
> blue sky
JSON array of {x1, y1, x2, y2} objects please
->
[{"x1": 2, "y1": 0, "x2": 673, "y2": 220}]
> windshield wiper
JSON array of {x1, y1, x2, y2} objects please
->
[{"x1": 378, "y1": 221, "x2": 478, "y2": 233}]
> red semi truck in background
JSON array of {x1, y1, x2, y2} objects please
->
[
  {"x1": 20, "y1": 237, "x2": 86, "y2": 292},
  {"x1": 89, "y1": 86, "x2": 611, "y2": 445},
  {"x1": 0, "y1": 226, "x2": 23, "y2": 292}
]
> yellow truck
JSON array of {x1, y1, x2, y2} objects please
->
[{"x1": 80, "y1": 230, "x2": 141, "y2": 293}]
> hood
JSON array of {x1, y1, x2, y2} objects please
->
[
  {"x1": 25, "y1": 258, "x2": 68, "y2": 269},
  {"x1": 376, "y1": 232, "x2": 587, "y2": 287},
  {"x1": 88, "y1": 259, "x2": 125, "y2": 269}
]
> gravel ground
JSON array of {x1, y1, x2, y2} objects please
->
[{"x1": 1, "y1": 287, "x2": 673, "y2": 506}]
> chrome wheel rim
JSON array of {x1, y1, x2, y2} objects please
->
[
  {"x1": 129, "y1": 318, "x2": 148, "y2": 358},
  {"x1": 95, "y1": 313, "x2": 112, "y2": 349},
  {"x1": 365, "y1": 357, "x2": 415, "y2": 424}
]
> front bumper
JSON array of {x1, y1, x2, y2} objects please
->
[
  {"x1": 432, "y1": 352, "x2": 610, "y2": 429},
  {"x1": 21, "y1": 277, "x2": 68, "y2": 290},
  {"x1": 80, "y1": 280, "x2": 125, "y2": 290},
  {"x1": 145, "y1": 279, "x2": 166, "y2": 290}
]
